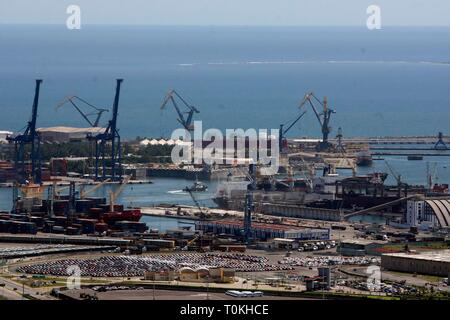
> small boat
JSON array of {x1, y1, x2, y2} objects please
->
[{"x1": 183, "y1": 180, "x2": 208, "y2": 192}]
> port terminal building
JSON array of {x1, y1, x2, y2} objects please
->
[
  {"x1": 381, "y1": 250, "x2": 450, "y2": 276},
  {"x1": 196, "y1": 219, "x2": 330, "y2": 241},
  {"x1": 405, "y1": 198, "x2": 450, "y2": 230}
]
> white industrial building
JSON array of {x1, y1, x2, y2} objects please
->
[
  {"x1": 0, "y1": 130, "x2": 13, "y2": 143},
  {"x1": 405, "y1": 199, "x2": 450, "y2": 230}
]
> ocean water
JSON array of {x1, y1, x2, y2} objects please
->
[{"x1": 1, "y1": 25, "x2": 450, "y2": 139}]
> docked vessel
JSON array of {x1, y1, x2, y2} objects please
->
[
  {"x1": 2, "y1": 182, "x2": 146, "y2": 235},
  {"x1": 356, "y1": 151, "x2": 373, "y2": 166}
]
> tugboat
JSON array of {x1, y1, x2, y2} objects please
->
[{"x1": 183, "y1": 180, "x2": 208, "y2": 192}]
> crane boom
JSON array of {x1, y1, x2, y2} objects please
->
[
  {"x1": 56, "y1": 96, "x2": 109, "y2": 127},
  {"x1": 80, "y1": 178, "x2": 111, "y2": 198},
  {"x1": 109, "y1": 175, "x2": 131, "y2": 211},
  {"x1": 186, "y1": 188, "x2": 204, "y2": 216},
  {"x1": 299, "y1": 92, "x2": 335, "y2": 150},
  {"x1": 160, "y1": 89, "x2": 200, "y2": 131}
]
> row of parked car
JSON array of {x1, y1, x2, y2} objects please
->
[{"x1": 297, "y1": 240, "x2": 336, "y2": 252}]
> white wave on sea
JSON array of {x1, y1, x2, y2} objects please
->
[{"x1": 177, "y1": 60, "x2": 450, "y2": 67}]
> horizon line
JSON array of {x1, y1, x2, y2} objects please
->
[{"x1": 1, "y1": 22, "x2": 450, "y2": 28}]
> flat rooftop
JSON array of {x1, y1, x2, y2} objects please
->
[
  {"x1": 37, "y1": 126, "x2": 105, "y2": 133},
  {"x1": 383, "y1": 250, "x2": 450, "y2": 263},
  {"x1": 198, "y1": 219, "x2": 327, "y2": 232},
  {"x1": 341, "y1": 239, "x2": 386, "y2": 246}
]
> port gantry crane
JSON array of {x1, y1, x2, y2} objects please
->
[
  {"x1": 160, "y1": 89, "x2": 200, "y2": 132},
  {"x1": 299, "y1": 92, "x2": 336, "y2": 151},
  {"x1": 7, "y1": 79, "x2": 43, "y2": 184},
  {"x1": 279, "y1": 110, "x2": 307, "y2": 153},
  {"x1": 87, "y1": 79, "x2": 123, "y2": 182},
  {"x1": 56, "y1": 95, "x2": 109, "y2": 127},
  {"x1": 185, "y1": 187, "x2": 207, "y2": 220},
  {"x1": 384, "y1": 160, "x2": 408, "y2": 197}
]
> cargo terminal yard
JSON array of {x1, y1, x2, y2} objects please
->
[{"x1": 0, "y1": 80, "x2": 449, "y2": 301}]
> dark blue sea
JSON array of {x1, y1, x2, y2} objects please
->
[{"x1": 1, "y1": 25, "x2": 450, "y2": 139}]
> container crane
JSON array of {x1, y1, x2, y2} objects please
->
[
  {"x1": 108, "y1": 175, "x2": 131, "y2": 211},
  {"x1": 79, "y1": 178, "x2": 111, "y2": 199},
  {"x1": 279, "y1": 110, "x2": 307, "y2": 153},
  {"x1": 7, "y1": 79, "x2": 43, "y2": 184},
  {"x1": 160, "y1": 89, "x2": 199, "y2": 132},
  {"x1": 87, "y1": 79, "x2": 123, "y2": 181},
  {"x1": 56, "y1": 95, "x2": 109, "y2": 127},
  {"x1": 434, "y1": 132, "x2": 447, "y2": 150},
  {"x1": 385, "y1": 160, "x2": 408, "y2": 197},
  {"x1": 299, "y1": 92, "x2": 335, "y2": 151},
  {"x1": 186, "y1": 188, "x2": 207, "y2": 219}
]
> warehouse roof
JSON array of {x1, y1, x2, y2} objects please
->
[
  {"x1": 37, "y1": 126, "x2": 105, "y2": 134},
  {"x1": 198, "y1": 219, "x2": 327, "y2": 233},
  {"x1": 383, "y1": 250, "x2": 450, "y2": 263}
]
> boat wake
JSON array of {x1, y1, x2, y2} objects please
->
[{"x1": 167, "y1": 190, "x2": 187, "y2": 194}]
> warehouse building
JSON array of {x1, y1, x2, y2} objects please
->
[
  {"x1": 406, "y1": 199, "x2": 450, "y2": 229},
  {"x1": 338, "y1": 239, "x2": 385, "y2": 256},
  {"x1": 37, "y1": 126, "x2": 104, "y2": 143},
  {"x1": 196, "y1": 219, "x2": 330, "y2": 241},
  {"x1": 381, "y1": 250, "x2": 450, "y2": 276}
]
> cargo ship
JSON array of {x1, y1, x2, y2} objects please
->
[
  {"x1": 1, "y1": 182, "x2": 146, "y2": 235},
  {"x1": 213, "y1": 173, "x2": 339, "y2": 210}
]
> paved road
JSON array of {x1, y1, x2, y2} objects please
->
[{"x1": 0, "y1": 276, "x2": 56, "y2": 300}]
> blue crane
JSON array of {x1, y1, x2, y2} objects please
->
[
  {"x1": 299, "y1": 92, "x2": 336, "y2": 151},
  {"x1": 87, "y1": 79, "x2": 123, "y2": 181},
  {"x1": 279, "y1": 110, "x2": 307, "y2": 153},
  {"x1": 7, "y1": 79, "x2": 43, "y2": 184},
  {"x1": 160, "y1": 89, "x2": 200, "y2": 132}
]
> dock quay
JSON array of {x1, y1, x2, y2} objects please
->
[
  {"x1": 372, "y1": 152, "x2": 450, "y2": 157},
  {"x1": 261, "y1": 203, "x2": 343, "y2": 222},
  {"x1": 325, "y1": 135, "x2": 450, "y2": 145},
  {"x1": 140, "y1": 205, "x2": 244, "y2": 220},
  {"x1": 0, "y1": 234, "x2": 131, "y2": 246}
]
